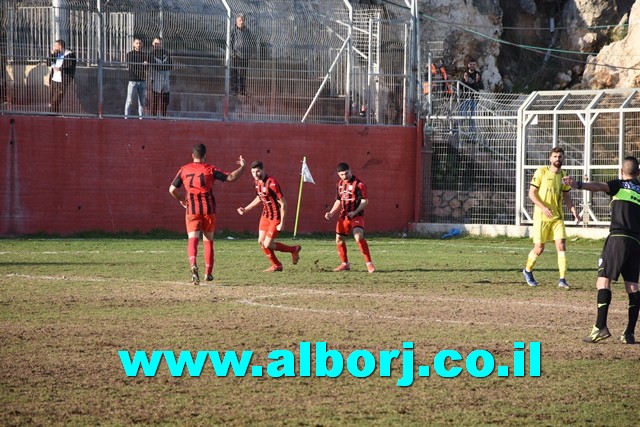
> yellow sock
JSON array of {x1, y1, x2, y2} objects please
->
[
  {"x1": 525, "y1": 250, "x2": 538, "y2": 271},
  {"x1": 558, "y1": 251, "x2": 567, "y2": 279}
]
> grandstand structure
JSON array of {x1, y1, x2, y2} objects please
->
[
  {"x1": 0, "y1": 0, "x2": 414, "y2": 124},
  {"x1": 1, "y1": 0, "x2": 639, "y2": 234}
]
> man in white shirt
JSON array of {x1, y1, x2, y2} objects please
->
[{"x1": 149, "y1": 37, "x2": 172, "y2": 117}]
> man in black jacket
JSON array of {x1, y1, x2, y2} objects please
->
[
  {"x1": 48, "y1": 39, "x2": 76, "y2": 113},
  {"x1": 460, "y1": 58, "x2": 482, "y2": 134},
  {"x1": 230, "y1": 13, "x2": 255, "y2": 96},
  {"x1": 124, "y1": 38, "x2": 149, "y2": 118},
  {"x1": 563, "y1": 156, "x2": 640, "y2": 344}
]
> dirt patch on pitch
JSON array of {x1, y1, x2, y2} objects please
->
[{"x1": 2, "y1": 277, "x2": 637, "y2": 426}]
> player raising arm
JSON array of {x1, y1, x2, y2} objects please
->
[{"x1": 169, "y1": 144, "x2": 245, "y2": 284}]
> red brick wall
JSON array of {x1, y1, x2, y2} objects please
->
[{"x1": 1, "y1": 116, "x2": 419, "y2": 235}]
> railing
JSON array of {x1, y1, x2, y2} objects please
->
[
  {"x1": 420, "y1": 86, "x2": 640, "y2": 226},
  {"x1": 0, "y1": 0, "x2": 414, "y2": 125},
  {"x1": 422, "y1": 82, "x2": 529, "y2": 224}
]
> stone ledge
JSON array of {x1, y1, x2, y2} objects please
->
[{"x1": 410, "y1": 222, "x2": 610, "y2": 240}]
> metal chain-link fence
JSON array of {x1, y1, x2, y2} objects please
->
[
  {"x1": 0, "y1": 0, "x2": 414, "y2": 123},
  {"x1": 422, "y1": 89, "x2": 640, "y2": 226}
]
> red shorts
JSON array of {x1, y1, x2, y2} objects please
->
[
  {"x1": 186, "y1": 213, "x2": 216, "y2": 233},
  {"x1": 259, "y1": 216, "x2": 281, "y2": 239},
  {"x1": 336, "y1": 216, "x2": 365, "y2": 235}
]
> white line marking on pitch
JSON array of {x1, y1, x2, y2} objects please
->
[
  {"x1": 236, "y1": 298, "x2": 579, "y2": 330},
  {"x1": 4, "y1": 273, "x2": 107, "y2": 282},
  {"x1": 237, "y1": 288, "x2": 593, "y2": 311},
  {"x1": 234, "y1": 288, "x2": 615, "y2": 330},
  {"x1": 2, "y1": 274, "x2": 622, "y2": 329}
]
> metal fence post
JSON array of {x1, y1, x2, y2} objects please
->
[{"x1": 97, "y1": 0, "x2": 104, "y2": 117}]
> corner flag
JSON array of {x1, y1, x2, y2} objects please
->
[
  {"x1": 293, "y1": 157, "x2": 315, "y2": 238},
  {"x1": 301, "y1": 158, "x2": 315, "y2": 184}
]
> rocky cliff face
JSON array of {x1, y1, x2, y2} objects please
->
[
  {"x1": 581, "y1": 0, "x2": 640, "y2": 88},
  {"x1": 419, "y1": 0, "x2": 638, "y2": 91}
]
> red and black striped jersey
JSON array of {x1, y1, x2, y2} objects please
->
[
  {"x1": 172, "y1": 162, "x2": 229, "y2": 215},
  {"x1": 336, "y1": 175, "x2": 367, "y2": 218},
  {"x1": 255, "y1": 175, "x2": 284, "y2": 220}
]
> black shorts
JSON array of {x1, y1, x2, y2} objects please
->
[{"x1": 597, "y1": 235, "x2": 640, "y2": 283}]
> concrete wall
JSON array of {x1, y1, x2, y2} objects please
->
[
  {"x1": 1, "y1": 115, "x2": 419, "y2": 235},
  {"x1": 410, "y1": 222, "x2": 609, "y2": 240}
]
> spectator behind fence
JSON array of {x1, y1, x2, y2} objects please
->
[
  {"x1": 1, "y1": 54, "x2": 6, "y2": 103},
  {"x1": 230, "y1": 13, "x2": 256, "y2": 96},
  {"x1": 150, "y1": 37, "x2": 172, "y2": 117},
  {"x1": 124, "y1": 38, "x2": 149, "y2": 118},
  {"x1": 48, "y1": 39, "x2": 76, "y2": 113},
  {"x1": 460, "y1": 58, "x2": 482, "y2": 134}
]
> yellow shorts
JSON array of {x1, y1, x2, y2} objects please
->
[{"x1": 532, "y1": 219, "x2": 566, "y2": 244}]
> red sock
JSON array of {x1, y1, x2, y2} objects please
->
[
  {"x1": 357, "y1": 239, "x2": 372, "y2": 263},
  {"x1": 262, "y1": 247, "x2": 281, "y2": 266},
  {"x1": 274, "y1": 242, "x2": 294, "y2": 253},
  {"x1": 337, "y1": 241, "x2": 348, "y2": 263},
  {"x1": 188, "y1": 237, "x2": 199, "y2": 266},
  {"x1": 204, "y1": 240, "x2": 214, "y2": 275}
]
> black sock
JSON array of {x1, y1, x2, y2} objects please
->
[
  {"x1": 595, "y1": 289, "x2": 612, "y2": 330},
  {"x1": 624, "y1": 291, "x2": 640, "y2": 335}
]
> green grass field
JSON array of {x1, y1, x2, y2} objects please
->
[{"x1": 0, "y1": 234, "x2": 637, "y2": 426}]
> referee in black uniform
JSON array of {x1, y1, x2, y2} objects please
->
[{"x1": 563, "y1": 156, "x2": 640, "y2": 344}]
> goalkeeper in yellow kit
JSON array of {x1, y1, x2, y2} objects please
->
[{"x1": 522, "y1": 147, "x2": 581, "y2": 288}]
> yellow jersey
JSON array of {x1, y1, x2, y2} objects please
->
[{"x1": 531, "y1": 166, "x2": 570, "y2": 222}]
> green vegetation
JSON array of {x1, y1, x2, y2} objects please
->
[{"x1": 0, "y1": 235, "x2": 636, "y2": 426}]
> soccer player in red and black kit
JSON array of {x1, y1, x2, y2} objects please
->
[
  {"x1": 169, "y1": 144, "x2": 245, "y2": 285},
  {"x1": 237, "y1": 161, "x2": 301, "y2": 272},
  {"x1": 325, "y1": 162, "x2": 376, "y2": 273}
]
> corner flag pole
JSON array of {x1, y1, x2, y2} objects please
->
[
  {"x1": 293, "y1": 157, "x2": 315, "y2": 239},
  {"x1": 293, "y1": 158, "x2": 306, "y2": 239}
]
